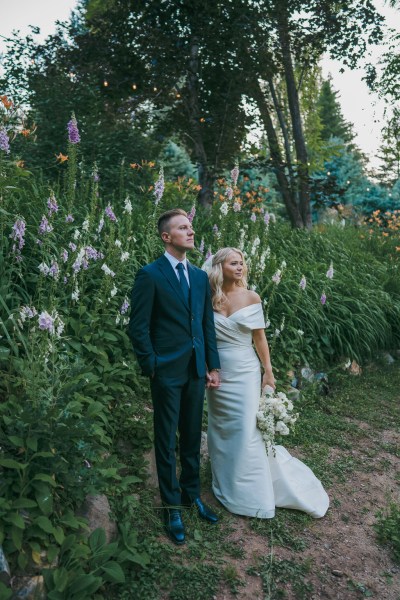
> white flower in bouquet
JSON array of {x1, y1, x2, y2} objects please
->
[{"x1": 256, "y1": 385, "x2": 299, "y2": 452}]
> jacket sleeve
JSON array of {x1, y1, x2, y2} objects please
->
[
  {"x1": 202, "y1": 275, "x2": 221, "y2": 371},
  {"x1": 128, "y1": 268, "x2": 156, "y2": 376}
]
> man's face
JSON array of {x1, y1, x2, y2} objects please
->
[{"x1": 163, "y1": 215, "x2": 195, "y2": 252}]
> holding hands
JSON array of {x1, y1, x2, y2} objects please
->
[{"x1": 207, "y1": 369, "x2": 221, "y2": 388}]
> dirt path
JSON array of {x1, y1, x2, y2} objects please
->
[{"x1": 212, "y1": 424, "x2": 400, "y2": 600}]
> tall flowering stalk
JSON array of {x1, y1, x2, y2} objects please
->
[
  {"x1": 0, "y1": 127, "x2": 10, "y2": 154},
  {"x1": 154, "y1": 166, "x2": 165, "y2": 205},
  {"x1": 66, "y1": 114, "x2": 80, "y2": 212}
]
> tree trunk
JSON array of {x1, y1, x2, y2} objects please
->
[
  {"x1": 277, "y1": 12, "x2": 312, "y2": 228},
  {"x1": 251, "y1": 79, "x2": 304, "y2": 228},
  {"x1": 268, "y1": 78, "x2": 296, "y2": 195},
  {"x1": 185, "y1": 36, "x2": 214, "y2": 208}
]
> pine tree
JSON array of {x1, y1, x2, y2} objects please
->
[{"x1": 317, "y1": 77, "x2": 354, "y2": 143}]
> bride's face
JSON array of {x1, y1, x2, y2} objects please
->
[{"x1": 222, "y1": 252, "x2": 244, "y2": 283}]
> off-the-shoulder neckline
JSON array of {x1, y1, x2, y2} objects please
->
[{"x1": 214, "y1": 302, "x2": 262, "y2": 319}]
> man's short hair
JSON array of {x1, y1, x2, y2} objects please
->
[{"x1": 157, "y1": 208, "x2": 188, "y2": 237}]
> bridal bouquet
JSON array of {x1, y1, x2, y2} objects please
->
[{"x1": 256, "y1": 386, "x2": 299, "y2": 452}]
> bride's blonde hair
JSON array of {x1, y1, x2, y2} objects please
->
[{"x1": 208, "y1": 248, "x2": 248, "y2": 311}]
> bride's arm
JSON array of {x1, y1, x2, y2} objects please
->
[{"x1": 252, "y1": 328, "x2": 275, "y2": 390}]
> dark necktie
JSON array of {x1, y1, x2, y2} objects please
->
[{"x1": 176, "y1": 262, "x2": 189, "y2": 303}]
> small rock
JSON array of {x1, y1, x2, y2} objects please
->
[
  {"x1": 349, "y1": 360, "x2": 362, "y2": 375},
  {"x1": 13, "y1": 576, "x2": 45, "y2": 599},
  {"x1": 287, "y1": 387, "x2": 300, "y2": 402},
  {"x1": 381, "y1": 352, "x2": 395, "y2": 365},
  {"x1": 391, "y1": 567, "x2": 399, "y2": 574},
  {"x1": 77, "y1": 494, "x2": 117, "y2": 543},
  {"x1": 331, "y1": 570, "x2": 343, "y2": 577},
  {"x1": 0, "y1": 546, "x2": 10, "y2": 585},
  {"x1": 301, "y1": 367, "x2": 314, "y2": 382}
]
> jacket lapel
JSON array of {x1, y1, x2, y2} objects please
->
[{"x1": 157, "y1": 255, "x2": 190, "y2": 311}]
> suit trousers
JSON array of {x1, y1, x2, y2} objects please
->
[{"x1": 150, "y1": 355, "x2": 205, "y2": 506}]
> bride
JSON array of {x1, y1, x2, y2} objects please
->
[{"x1": 205, "y1": 247, "x2": 329, "y2": 519}]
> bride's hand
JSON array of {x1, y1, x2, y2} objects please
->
[{"x1": 262, "y1": 371, "x2": 275, "y2": 391}]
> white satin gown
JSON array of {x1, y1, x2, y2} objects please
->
[{"x1": 206, "y1": 303, "x2": 329, "y2": 519}]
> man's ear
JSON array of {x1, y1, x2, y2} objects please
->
[{"x1": 161, "y1": 231, "x2": 170, "y2": 243}]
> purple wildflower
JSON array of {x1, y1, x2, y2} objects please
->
[
  {"x1": 264, "y1": 212, "x2": 270, "y2": 225},
  {"x1": 231, "y1": 163, "x2": 239, "y2": 187},
  {"x1": 212, "y1": 224, "x2": 219, "y2": 235},
  {"x1": 64, "y1": 277, "x2": 68, "y2": 284},
  {"x1": 68, "y1": 242, "x2": 77, "y2": 252},
  {"x1": 250, "y1": 213, "x2": 257, "y2": 223},
  {"x1": 206, "y1": 248, "x2": 212, "y2": 260},
  {"x1": 10, "y1": 219, "x2": 26, "y2": 251},
  {"x1": 299, "y1": 276, "x2": 307, "y2": 290},
  {"x1": 20, "y1": 306, "x2": 37, "y2": 321},
  {"x1": 187, "y1": 205, "x2": 196, "y2": 223},
  {"x1": 120, "y1": 299, "x2": 130, "y2": 314},
  {"x1": 85, "y1": 246, "x2": 99, "y2": 260},
  {"x1": 272, "y1": 270, "x2": 282, "y2": 285},
  {"x1": 320, "y1": 292, "x2": 327, "y2": 305},
  {"x1": 47, "y1": 195, "x2": 58, "y2": 215},
  {"x1": 61, "y1": 249, "x2": 68, "y2": 262},
  {"x1": 98, "y1": 217, "x2": 105, "y2": 233},
  {"x1": 38, "y1": 216, "x2": 53, "y2": 235},
  {"x1": 154, "y1": 166, "x2": 164, "y2": 205},
  {"x1": 93, "y1": 170, "x2": 100, "y2": 182},
  {"x1": 199, "y1": 238, "x2": 205, "y2": 254},
  {"x1": 65, "y1": 214, "x2": 74, "y2": 223},
  {"x1": 233, "y1": 201, "x2": 241, "y2": 212},
  {"x1": 0, "y1": 127, "x2": 10, "y2": 154},
  {"x1": 225, "y1": 186, "x2": 233, "y2": 201},
  {"x1": 38, "y1": 311, "x2": 54, "y2": 333},
  {"x1": 49, "y1": 261, "x2": 59, "y2": 279},
  {"x1": 67, "y1": 114, "x2": 80, "y2": 144},
  {"x1": 105, "y1": 205, "x2": 117, "y2": 222},
  {"x1": 326, "y1": 262, "x2": 334, "y2": 279}
]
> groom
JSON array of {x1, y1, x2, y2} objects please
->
[{"x1": 129, "y1": 208, "x2": 221, "y2": 544}]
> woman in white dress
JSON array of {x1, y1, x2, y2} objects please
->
[{"x1": 205, "y1": 248, "x2": 329, "y2": 519}]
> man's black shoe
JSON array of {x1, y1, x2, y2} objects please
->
[
  {"x1": 164, "y1": 508, "x2": 185, "y2": 545},
  {"x1": 182, "y1": 496, "x2": 219, "y2": 524}
]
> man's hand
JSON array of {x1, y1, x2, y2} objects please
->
[{"x1": 206, "y1": 369, "x2": 221, "y2": 389}]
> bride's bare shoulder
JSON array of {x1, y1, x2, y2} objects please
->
[{"x1": 244, "y1": 289, "x2": 261, "y2": 306}]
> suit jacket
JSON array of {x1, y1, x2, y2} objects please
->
[{"x1": 128, "y1": 255, "x2": 220, "y2": 378}]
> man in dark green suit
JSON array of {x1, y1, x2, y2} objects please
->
[{"x1": 129, "y1": 208, "x2": 221, "y2": 544}]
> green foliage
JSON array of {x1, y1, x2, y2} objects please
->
[
  {"x1": 1, "y1": 102, "x2": 400, "y2": 596},
  {"x1": 247, "y1": 555, "x2": 313, "y2": 600},
  {"x1": 374, "y1": 503, "x2": 400, "y2": 563}
]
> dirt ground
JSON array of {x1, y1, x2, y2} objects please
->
[{"x1": 213, "y1": 424, "x2": 400, "y2": 600}]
